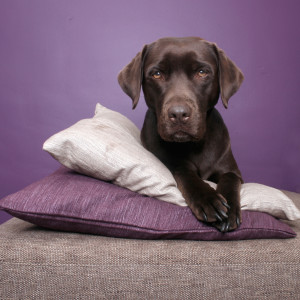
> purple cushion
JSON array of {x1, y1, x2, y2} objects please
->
[{"x1": 0, "y1": 167, "x2": 296, "y2": 240}]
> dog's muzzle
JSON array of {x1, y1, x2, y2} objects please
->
[{"x1": 158, "y1": 101, "x2": 205, "y2": 143}]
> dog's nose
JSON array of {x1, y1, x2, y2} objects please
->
[{"x1": 168, "y1": 105, "x2": 191, "y2": 123}]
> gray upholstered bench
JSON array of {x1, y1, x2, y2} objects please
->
[{"x1": 1, "y1": 190, "x2": 299, "y2": 299}]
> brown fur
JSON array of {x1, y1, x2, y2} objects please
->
[{"x1": 118, "y1": 37, "x2": 244, "y2": 232}]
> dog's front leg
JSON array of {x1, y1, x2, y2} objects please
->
[
  {"x1": 173, "y1": 167, "x2": 229, "y2": 224},
  {"x1": 214, "y1": 172, "x2": 242, "y2": 232}
]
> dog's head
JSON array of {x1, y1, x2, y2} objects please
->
[{"x1": 118, "y1": 37, "x2": 243, "y2": 142}]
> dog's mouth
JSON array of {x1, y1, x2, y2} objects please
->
[
  {"x1": 160, "y1": 130, "x2": 201, "y2": 143},
  {"x1": 171, "y1": 131, "x2": 193, "y2": 142}
]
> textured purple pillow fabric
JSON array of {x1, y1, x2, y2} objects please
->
[{"x1": 0, "y1": 167, "x2": 296, "y2": 240}]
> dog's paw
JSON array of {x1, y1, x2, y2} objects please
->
[
  {"x1": 213, "y1": 206, "x2": 242, "y2": 232},
  {"x1": 189, "y1": 192, "x2": 229, "y2": 223}
]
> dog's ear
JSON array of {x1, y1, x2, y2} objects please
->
[
  {"x1": 213, "y1": 44, "x2": 244, "y2": 108},
  {"x1": 118, "y1": 45, "x2": 148, "y2": 109}
]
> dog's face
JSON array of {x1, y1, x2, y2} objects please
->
[
  {"x1": 142, "y1": 38, "x2": 221, "y2": 142},
  {"x1": 118, "y1": 37, "x2": 244, "y2": 142}
]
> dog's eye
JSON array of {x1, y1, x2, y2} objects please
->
[
  {"x1": 152, "y1": 71, "x2": 162, "y2": 79},
  {"x1": 197, "y1": 70, "x2": 207, "y2": 78}
]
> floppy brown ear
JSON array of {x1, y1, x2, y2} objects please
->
[
  {"x1": 117, "y1": 45, "x2": 148, "y2": 109},
  {"x1": 213, "y1": 44, "x2": 244, "y2": 108}
]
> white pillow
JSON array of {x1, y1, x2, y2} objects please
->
[
  {"x1": 205, "y1": 181, "x2": 300, "y2": 221},
  {"x1": 43, "y1": 103, "x2": 186, "y2": 206},
  {"x1": 44, "y1": 103, "x2": 300, "y2": 221}
]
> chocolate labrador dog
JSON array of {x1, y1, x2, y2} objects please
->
[{"x1": 118, "y1": 37, "x2": 244, "y2": 232}]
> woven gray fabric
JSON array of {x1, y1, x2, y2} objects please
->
[{"x1": 0, "y1": 190, "x2": 299, "y2": 299}]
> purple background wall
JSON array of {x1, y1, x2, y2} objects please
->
[{"x1": 1, "y1": 0, "x2": 299, "y2": 224}]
